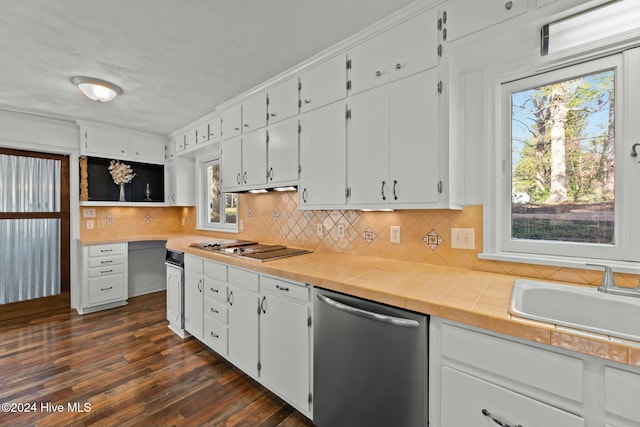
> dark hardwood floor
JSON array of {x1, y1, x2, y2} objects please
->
[{"x1": 0, "y1": 291, "x2": 315, "y2": 426}]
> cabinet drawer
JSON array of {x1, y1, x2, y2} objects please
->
[
  {"x1": 184, "y1": 255, "x2": 204, "y2": 274},
  {"x1": 87, "y1": 274, "x2": 125, "y2": 305},
  {"x1": 88, "y1": 264, "x2": 125, "y2": 278},
  {"x1": 261, "y1": 276, "x2": 309, "y2": 303},
  {"x1": 442, "y1": 323, "x2": 583, "y2": 402},
  {"x1": 228, "y1": 267, "x2": 259, "y2": 293},
  {"x1": 604, "y1": 366, "x2": 640, "y2": 422},
  {"x1": 88, "y1": 255, "x2": 124, "y2": 268},
  {"x1": 204, "y1": 277, "x2": 227, "y2": 302},
  {"x1": 205, "y1": 298, "x2": 228, "y2": 324},
  {"x1": 204, "y1": 317, "x2": 228, "y2": 356},
  {"x1": 89, "y1": 243, "x2": 125, "y2": 257},
  {"x1": 204, "y1": 260, "x2": 227, "y2": 282},
  {"x1": 441, "y1": 367, "x2": 584, "y2": 427}
]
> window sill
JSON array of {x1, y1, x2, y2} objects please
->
[
  {"x1": 479, "y1": 252, "x2": 640, "y2": 275},
  {"x1": 194, "y1": 226, "x2": 238, "y2": 234}
]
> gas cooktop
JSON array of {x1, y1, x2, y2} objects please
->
[{"x1": 189, "y1": 240, "x2": 312, "y2": 262}]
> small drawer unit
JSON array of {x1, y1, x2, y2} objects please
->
[{"x1": 79, "y1": 242, "x2": 128, "y2": 314}]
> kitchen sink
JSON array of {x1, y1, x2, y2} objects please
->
[{"x1": 509, "y1": 279, "x2": 640, "y2": 342}]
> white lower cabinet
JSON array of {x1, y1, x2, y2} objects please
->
[
  {"x1": 441, "y1": 367, "x2": 584, "y2": 427},
  {"x1": 78, "y1": 242, "x2": 128, "y2": 314},
  {"x1": 182, "y1": 256, "x2": 313, "y2": 420},
  {"x1": 604, "y1": 366, "x2": 640, "y2": 426},
  {"x1": 259, "y1": 276, "x2": 312, "y2": 417}
]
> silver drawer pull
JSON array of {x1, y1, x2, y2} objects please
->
[
  {"x1": 100, "y1": 260, "x2": 113, "y2": 264},
  {"x1": 481, "y1": 409, "x2": 522, "y2": 427},
  {"x1": 317, "y1": 293, "x2": 419, "y2": 327},
  {"x1": 100, "y1": 269, "x2": 113, "y2": 274},
  {"x1": 210, "y1": 287, "x2": 219, "y2": 293},
  {"x1": 276, "y1": 284, "x2": 289, "y2": 292},
  {"x1": 210, "y1": 308, "x2": 219, "y2": 314},
  {"x1": 100, "y1": 286, "x2": 113, "y2": 291},
  {"x1": 210, "y1": 332, "x2": 219, "y2": 338},
  {"x1": 100, "y1": 249, "x2": 113, "y2": 253}
]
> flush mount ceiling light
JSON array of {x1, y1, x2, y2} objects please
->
[{"x1": 71, "y1": 76, "x2": 122, "y2": 102}]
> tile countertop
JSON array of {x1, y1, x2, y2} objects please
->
[{"x1": 80, "y1": 233, "x2": 640, "y2": 367}]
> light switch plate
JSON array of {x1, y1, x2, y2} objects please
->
[
  {"x1": 316, "y1": 223, "x2": 324, "y2": 237},
  {"x1": 86, "y1": 220, "x2": 94, "y2": 229},
  {"x1": 83, "y1": 208, "x2": 96, "y2": 218},
  {"x1": 451, "y1": 228, "x2": 475, "y2": 249},
  {"x1": 337, "y1": 223, "x2": 345, "y2": 238},
  {"x1": 390, "y1": 226, "x2": 401, "y2": 244}
]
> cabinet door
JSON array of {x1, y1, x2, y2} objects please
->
[
  {"x1": 389, "y1": 69, "x2": 440, "y2": 204},
  {"x1": 242, "y1": 93, "x2": 268, "y2": 133},
  {"x1": 268, "y1": 78, "x2": 299, "y2": 124},
  {"x1": 348, "y1": 87, "x2": 390, "y2": 205},
  {"x1": 221, "y1": 104, "x2": 243, "y2": 140},
  {"x1": 184, "y1": 269, "x2": 203, "y2": 340},
  {"x1": 300, "y1": 54, "x2": 347, "y2": 113},
  {"x1": 166, "y1": 265, "x2": 182, "y2": 327},
  {"x1": 447, "y1": 0, "x2": 527, "y2": 41},
  {"x1": 242, "y1": 130, "x2": 268, "y2": 187},
  {"x1": 221, "y1": 136, "x2": 243, "y2": 192},
  {"x1": 260, "y1": 293, "x2": 311, "y2": 414},
  {"x1": 195, "y1": 123, "x2": 209, "y2": 145},
  {"x1": 441, "y1": 367, "x2": 584, "y2": 427},
  {"x1": 604, "y1": 366, "x2": 640, "y2": 424},
  {"x1": 131, "y1": 134, "x2": 166, "y2": 163},
  {"x1": 174, "y1": 134, "x2": 186, "y2": 153},
  {"x1": 83, "y1": 127, "x2": 129, "y2": 158},
  {"x1": 227, "y1": 286, "x2": 260, "y2": 378},
  {"x1": 348, "y1": 32, "x2": 389, "y2": 95},
  {"x1": 267, "y1": 117, "x2": 299, "y2": 185},
  {"x1": 388, "y1": 8, "x2": 439, "y2": 81},
  {"x1": 184, "y1": 128, "x2": 198, "y2": 151},
  {"x1": 207, "y1": 114, "x2": 221, "y2": 141},
  {"x1": 299, "y1": 102, "x2": 347, "y2": 207}
]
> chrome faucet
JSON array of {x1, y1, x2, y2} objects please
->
[{"x1": 587, "y1": 263, "x2": 640, "y2": 298}]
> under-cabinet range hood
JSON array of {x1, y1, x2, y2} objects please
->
[{"x1": 190, "y1": 240, "x2": 311, "y2": 262}]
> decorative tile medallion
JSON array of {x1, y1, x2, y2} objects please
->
[
  {"x1": 143, "y1": 214, "x2": 153, "y2": 223},
  {"x1": 362, "y1": 227, "x2": 377, "y2": 245},
  {"x1": 304, "y1": 211, "x2": 314, "y2": 220},
  {"x1": 246, "y1": 208, "x2": 253, "y2": 219},
  {"x1": 272, "y1": 208, "x2": 280, "y2": 218},
  {"x1": 104, "y1": 215, "x2": 114, "y2": 225},
  {"x1": 423, "y1": 229, "x2": 443, "y2": 250}
]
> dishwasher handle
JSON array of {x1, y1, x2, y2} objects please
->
[{"x1": 317, "y1": 293, "x2": 420, "y2": 328}]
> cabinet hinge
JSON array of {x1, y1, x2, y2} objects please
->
[
  {"x1": 307, "y1": 315, "x2": 312, "y2": 327},
  {"x1": 437, "y1": 81, "x2": 443, "y2": 94},
  {"x1": 266, "y1": 130, "x2": 270, "y2": 143},
  {"x1": 258, "y1": 362, "x2": 262, "y2": 372},
  {"x1": 346, "y1": 58, "x2": 351, "y2": 70},
  {"x1": 266, "y1": 95, "x2": 270, "y2": 106},
  {"x1": 346, "y1": 187, "x2": 351, "y2": 198},
  {"x1": 345, "y1": 108, "x2": 351, "y2": 120},
  {"x1": 437, "y1": 44, "x2": 443, "y2": 58},
  {"x1": 347, "y1": 80, "x2": 352, "y2": 91},
  {"x1": 298, "y1": 80, "x2": 302, "y2": 91},
  {"x1": 298, "y1": 165, "x2": 302, "y2": 174},
  {"x1": 308, "y1": 393, "x2": 313, "y2": 405},
  {"x1": 437, "y1": 180, "x2": 443, "y2": 194},
  {"x1": 298, "y1": 123, "x2": 302, "y2": 134}
]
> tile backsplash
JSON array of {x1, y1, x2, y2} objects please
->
[{"x1": 80, "y1": 191, "x2": 639, "y2": 288}]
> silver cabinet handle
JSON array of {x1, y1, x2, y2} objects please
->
[
  {"x1": 270, "y1": 112, "x2": 277, "y2": 117},
  {"x1": 100, "y1": 286, "x2": 113, "y2": 291},
  {"x1": 244, "y1": 123, "x2": 249, "y2": 127},
  {"x1": 275, "y1": 284, "x2": 289, "y2": 292},
  {"x1": 268, "y1": 167, "x2": 274, "y2": 181},
  {"x1": 210, "y1": 307, "x2": 219, "y2": 314},
  {"x1": 393, "y1": 180, "x2": 398, "y2": 200},
  {"x1": 236, "y1": 173, "x2": 241, "y2": 185},
  {"x1": 316, "y1": 293, "x2": 419, "y2": 327},
  {"x1": 260, "y1": 296, "x2": 267, "y2": 314},
  {"x1": 210, "y1": 331, "x2": 219, "y2": 338},
  {"x1": 100, "y1": 260, "x2": 113, "y2": 264},
  {"x1": 504, "y1": 1, "x2": 513, "y2": 10},
  {"x1": 234, "y1": 126, "x2": 240, "y2": 131},
  {"x1": 197, "y1": 279, "x2": 203, "y2": 293},
  {"x1": 375, "y1": 70, "x2": 382, "y2": 77},
  {"x1": 210, "y1": 287, "x2": 219, "y2": 293},
  {"x1": 381, "y1": 180, "x2": 386, "y2": 201},
  {"x1": 304, "y1": 99, "x2": 312, "y2": 104},
  {"x1": 100, "y1": 269, "x2": 113, "y2": 274},
  {"x1": 227, "y1": 290, "x2": 233, "y2": 306},
  {"x1": 243, "y1": 171, "x2": 247, "y2": 184},
  {"x1": 395, "y1": 63, "x2": 402, "y2": 70},
  {"x1": 302, "y1": 188, "x2": 308, "y2": 203},
  {"x1": 481, "y1": 409, "x2": 522, "y2": 427},
  {"x1": 100, "y1": 249, "x2": 113, "y2": 253}
]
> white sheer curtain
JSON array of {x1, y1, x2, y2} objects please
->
[{"x1": 0, "y1": 154, "x2": 61, "y2": 304}]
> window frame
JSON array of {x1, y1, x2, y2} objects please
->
[
  {"x1": 198, "y1": 157, "x2": 238, "y2": 232},
  {"x1": 482, "y1": 49, "x2": 640, "y2": 271}
]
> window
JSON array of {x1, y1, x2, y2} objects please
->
[
  {"x1": 488, "y1": 50, "x2": 640, "y2": 266},
  {"x1": 201, "y1": 159, "x2": 238, "y2": 231}
]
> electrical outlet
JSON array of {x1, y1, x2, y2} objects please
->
[
  {"x1": 83, "y1": 208, "x2": 96, "y2": 218},
  {"x1": 316, "y1": 223, "x2": 324, "y2": 237},
  {"x1": 86, "y1": 220, "x2": 94, "y2": 229},
  {"x1": 451, "y1": 228, "x2": 475, "y2": 249},
  {"x1": 337, "y1": 223, "x2": 345, "y2": 238},
  {"x1": 390, "y1": 225, "x2": 401, "y2": 244},
  {"x1": 239, "y1": 219, "x2": 244, "y2": 231}
]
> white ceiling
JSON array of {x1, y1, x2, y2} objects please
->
[{"x1": 0, "y1": 0, "x2": 416, "y2": 136}]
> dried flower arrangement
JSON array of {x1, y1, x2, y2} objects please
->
[{"x1": 108, "y1": 160, "x2": 136, "y2": 185}]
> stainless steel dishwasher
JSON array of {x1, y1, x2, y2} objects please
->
[{"x1": 313, "y1": 288, "x2": 428, "y2": 427}]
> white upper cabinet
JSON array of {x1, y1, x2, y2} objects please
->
[
  {"x1": 267, "y1": 78, "x2": 299, "y2": 125},
  {"x1": 80, "y1": 123, "x2": 166, "y2": 164},
  {"x1": 221, "y1": 104, "x2": 242, "y2": 140},
  {"x1": 446, "y1": 0, "x2": 527, "y2": 41},
  {"x1": 242, "y1": 129, "x2": 268, "y2": 187},
  {"x1": 267, "y1": 117, "x2": 299, "y2": 185},
  {"x1": 299, "y1": 54, "x2": 348, "y2": 113},
  {"x1": 348, "y1": 69, "x2": 441, "y2": 207},
  {"x1": 221, "y1": 135, "x2": 243, "y2": 192},
  {"x1": 207, "y1": 114, "x2": 221, "y2": 141},
  {"x1": 348, "y1": 9, "x2": 439, "y2": 95},
  {"x1": 242, "y1": 92, "x2": 268, "y2": 133},
  {"x1": 299, "y1": 101, "x2": 347, "y2": 208}
]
